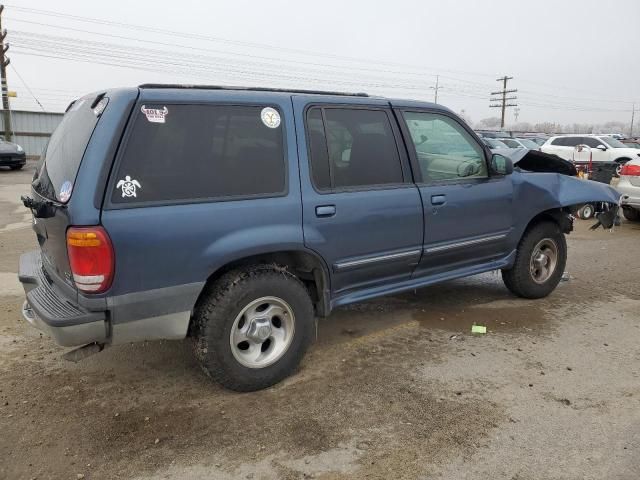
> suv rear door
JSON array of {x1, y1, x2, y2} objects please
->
[
  {"x1": 395, "y1": 107, "x2": 514, "y2": 276},
  {"x1": 294, "y1": 97, "x2": 423, "y2": 299},
  {"x1": 30, "y1": 96, "x2": 103, "y2": 292}
]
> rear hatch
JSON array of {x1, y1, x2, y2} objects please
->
[{"x1": 29, "y1": 96, "x2": 103, "y2": 292}]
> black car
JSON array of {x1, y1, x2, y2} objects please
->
[{"x1": 0, "y1": 139, "x2": 26, "y2": 170}]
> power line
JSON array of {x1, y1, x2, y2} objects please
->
[
  {"x1": 8, "y1": 15, "x2": 635, "y2": 110},
  {"x1": 9, "y1": 63, "x2": 45, "y2": 111}
]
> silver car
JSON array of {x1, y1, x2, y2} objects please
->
[{"x1": 617, "y1": 158, "x2": 640, "y2": 221}]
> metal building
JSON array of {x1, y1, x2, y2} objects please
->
[{"x1": 0, "y1": 109, "x2": 64, "y2": 159}]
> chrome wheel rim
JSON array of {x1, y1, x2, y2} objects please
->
[
  {"x1": 230, "y1": 296, "x2": 295, "y2": 369},
  {"x1": 529, "y1": 238, "x2": 559, "y2": 284}
]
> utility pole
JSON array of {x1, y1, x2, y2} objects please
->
[
  {"x1": 430, "y1": 75, "x2": 443, "y2": 104},
  {"x1": 0, "y1": 5, "x2": 11, "y2": 142},
  {"x1": 490, "y1": 75, "x2": 517, "y2": 129},
  {"x1": 514, "y1": 106, "x2": 520, "y2": 123},
  {"x1": 630, "y1": 103, "x2": 636, "y2": 138}
]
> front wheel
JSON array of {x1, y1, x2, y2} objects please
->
[
  {"x1": 192, "y1": 265, "x2": 315, "y2": 392},
  {"x1": 502, "y1": 221, "x2": 567, "y2": 299}
]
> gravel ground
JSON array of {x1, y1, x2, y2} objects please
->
[{"x1": 1, "y1": 164, "x2": 639, "y2": 480}]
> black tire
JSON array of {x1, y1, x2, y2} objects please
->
[
  {"x1": 622, "y1": 207, "x2": 640, "y2": 222},
  {"x1": 502, "y1": 221, "x2": 567, "y2": 299},
  {"x1": 192, "y1": 265, "x2": 314, "y2": 392},
  {"x1": 10, "y1": 165, "x2": 23, "y2": 170}
]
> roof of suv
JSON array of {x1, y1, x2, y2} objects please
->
[{"x1": 136, "y1": 84, "x2": 449, "y2": 112}]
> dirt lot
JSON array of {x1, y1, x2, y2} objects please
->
[{"x1": 1, "y1": 164, "x2": 639, "y2": 480}]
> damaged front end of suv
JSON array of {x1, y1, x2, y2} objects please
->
[{"x1": 505, "y1": 149, "x2": 621, "y2": 231}]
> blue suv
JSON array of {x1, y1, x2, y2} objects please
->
[{"x1": 19, "y1": 85, "x2": 619, "y2": 391}]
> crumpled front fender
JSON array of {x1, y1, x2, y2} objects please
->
[
  {"x1": 512, "y1": 171, "x2": 621, "y2": 236},
  {"x1": 514, "y1": 171, "x2": 620, "y2": 209}
]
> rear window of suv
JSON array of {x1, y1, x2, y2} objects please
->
[
  {"x1": 112, "y1": 104, "x2": 286, "y2": 204},
  {"x1": 32, "y1": 97, "x2": 100, "y2": 202}
]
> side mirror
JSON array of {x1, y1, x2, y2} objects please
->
[
  {"x1": 490, "y1": 153, "x2": 513, "y2": 175},
  {"x1": 596, "y1": 144, "x2": 607, "y2": 151}
]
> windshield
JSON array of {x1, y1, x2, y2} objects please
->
[
  {"x1": 32, "y1": 97, "x2": 100, "y2": 202},
  {"x1": 599, "y1": 136, "x2": 626, "y2": 148},
  {"x1": 486, "y1": 139, "x2": 508, "y2": 148},
  {"x1": 501, "y1": 139, "x2": 522, "y2": 148},
  {"x1": 516, "y1": 139, "x2": 539, "y2": 149}
]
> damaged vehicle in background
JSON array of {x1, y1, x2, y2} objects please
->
[{"x1": 18, "y1": 85, "x2": 621, "y2": 391}]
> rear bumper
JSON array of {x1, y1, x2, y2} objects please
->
[
  {"x1": 18, "y1": 251, "x2": 107, "y2": 346},
  {"x1": 617, "y1": 179, "x2": 640, "y2": 209},
  {"x1": 0, "y1": 153, "x2": 26, "y2": 166}
]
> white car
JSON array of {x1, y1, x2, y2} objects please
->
[
  {"x1": 617, "y1": 158, "x2": 640, "y2": 222},
  {"x1": 541, "y1": 135, "x2": 640, "y2": 173}
]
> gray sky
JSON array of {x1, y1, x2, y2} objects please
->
[{"x1": 7, "y1": 0, "x2": 640, "y2": 126}]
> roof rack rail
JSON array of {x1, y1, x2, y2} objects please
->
[{"x1": 138, "y1": 83, "x2": 369, "y2": 97}]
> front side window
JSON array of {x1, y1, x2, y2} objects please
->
[
  {"x1": 306, "y1": 107, "x2": 404, "y2": 190},
  {"x1": 403, "y1": 111, "x2": 487, "y2": 182},
  {"x1": 112, "y1": 104, "x2": 286, "y2": 203}
]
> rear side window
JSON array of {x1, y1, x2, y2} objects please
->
[
  {"x1": 305, "y1": 107, "x2": 403, "y2": 190},
  {"x1": 552, "y1": 137, "x2": 580, "y2": 147},
  {"x1": 112, "y1": 104, "x2": 286, "y2": 203},
  {"x1": 33, "y1": 98, "x2": 100, "y2": 202}
]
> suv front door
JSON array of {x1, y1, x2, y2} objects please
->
[
  {"x1": 395, "y1": 108, "x2": 514, "y2": 277},
  {"x1": 293, "y1": 97, "x2": 423, "y2": 299}
]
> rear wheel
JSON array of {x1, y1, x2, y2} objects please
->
[
  {"x1": 502, "y1": 221, "x2": 567, "y2": 299},
  {"x1": 9, "y1": 165, "x2": 23, "y2": 170},
  {"x1": 622, "y1": 207, "x2": 640, "y2": 222},
  {"x1": 192, "y1": 265, "x2": 315, "y2": 392}
]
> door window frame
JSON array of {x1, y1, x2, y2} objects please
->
[
  {"x1": 303, "y1": 103, "x2": 415, "y2": 195},
  {"x1": 395, "y1": 108, "x2": 495, "y2": 186}
]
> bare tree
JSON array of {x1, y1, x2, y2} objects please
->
[{"x1": 477, "y1": 117, "x2": 502, "y2": 129}]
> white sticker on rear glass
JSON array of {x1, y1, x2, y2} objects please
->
[
  {"x1": 141, "y1": 105, "x2": 168, "y2": 123},
  {"x1": 261, "y1": 107, "x2": 281, "y2": 128},
  {"x1": 59, "y1": 181, "x2": 73, "y2": 203}
]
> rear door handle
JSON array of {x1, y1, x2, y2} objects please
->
[
  {"x1": 431, "y1": 195, "x2": 446, "y2": 206},
  {"x1": 315, "y1": 205, "x2": 336, "y2": 217}
]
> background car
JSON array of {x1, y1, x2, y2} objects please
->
[
  {"x1": 500, "y1": 138, "x2": 540, "y2": 150},
  {"x1": 541, "y1": 134, "x2": 640, "y2": 174},
  {"x1": 621, "y1": 138, "x2": 640, "y2": 149},
  {"x1": 617, "y1": 158, "x2": 640, "y2": 221},
  {"x1": 481, "y1": 138, "x2": 511, "y2": 151},
  {"x1": 0, "y1": 139, "x2": 26, "y2": 170}
]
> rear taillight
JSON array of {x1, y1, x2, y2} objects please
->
[
  {"x1": 620, "y1": 164, "x2": 640, "y2": 176},
  {"x1": 66, "y1": 227, "x2": 114, "y2": 293}
]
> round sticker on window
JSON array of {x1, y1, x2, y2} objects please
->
[
  {"x1": 261, "y1": 107, "x2": 281, "y2": 128},
  {"x1": 59, "y1": 181, "x2": 73, "y2": 203}
]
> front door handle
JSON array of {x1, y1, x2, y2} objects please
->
[
  {"x1": 431, "y1": 195, "x2": 446, "y2": 206},
  {"x1": 315, "y1": 205, "x2": 336, "y2": 217}
]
